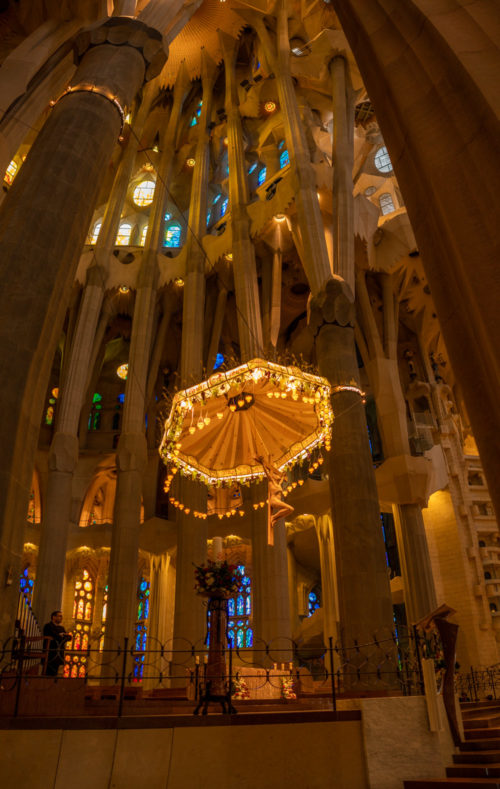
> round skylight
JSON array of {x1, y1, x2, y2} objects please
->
[
  {"x1": 133, "y1": 180, "x2": 156, "y2": 207},
  {"x1": 374, "y1": 146, "x2": 393, "y2": 174}
]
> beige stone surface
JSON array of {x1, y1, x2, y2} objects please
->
[
  {"x1": 54, "y1": 730, "x2": 117, "y2": 789},
  {"x1": 0, "y1": 729, "x2": 62, "y2": 789},
  {"x1": 110, "y1": 728, "x2": 174, "y2": 789}
]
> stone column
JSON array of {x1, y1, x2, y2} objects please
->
[
  {"x1": 330, "y1": 0, "x2": 500, "y2": 520},
  {"x1": 180, "y1": 50, "x2": 218, "y2": 383},
  {"x1": 310, "y1": 280, "x2": 395, "y2": 651},
  {"x1": 315, "y1": 513, "x2": 339, "y2": 645},
  {"x1": 32, "y1": 86, "x2": 156, "y2": 627},
  {"x1": 250, "y1": 483, "x2": 291, "y2": 663},
  {"x1": 248, "y1": 3, "x2": 332, "y2": 295},
  {"x1": 219, "y1": 32, "x2": 263, "y2": 360},
  {"x1": 331, "y1": 56, "x2": 355, "y2": 293},
  {"x1": 0, "y1": 17, "x2": 166, "y2": 641}
]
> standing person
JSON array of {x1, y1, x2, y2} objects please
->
[{"x1": 43, "y1": 610, "x2": 71, "y2": 676}]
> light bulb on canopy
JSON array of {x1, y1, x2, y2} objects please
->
[{"x1": 159, "y1": 358, "x2": 333, "y2": 527}]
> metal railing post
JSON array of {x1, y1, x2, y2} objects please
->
[
  {"x1": 328, "y1": 636, "x2": 337, "y2": 712},
  {"x1": 117, "y1": 637, "x2": 129, "y2": 718},
  {"x1": 13, "y1": 635, "x2": 25, "y2": 718}
]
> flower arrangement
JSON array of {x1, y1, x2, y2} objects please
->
[
  {"x1": 194, "y1": 560, "x2": 243, "y2": 597},
  {"x1": 280, "y1": 675, "x2": 297, "y2": 700},
  {"x1": 232, "y1": 671, "x2": 250, "y2": 700}
]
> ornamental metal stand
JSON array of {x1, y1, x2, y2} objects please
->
[{"x1": 193, "y1": 595, "x2": 236, "y2": 715}]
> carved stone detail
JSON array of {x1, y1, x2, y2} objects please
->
[{"x1": 308, "y1": 277, "x2": 356, "y2": 335}]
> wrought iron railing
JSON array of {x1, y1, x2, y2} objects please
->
[{"x1": 0, "y1": 626, "x2": 424, "y2": 719}]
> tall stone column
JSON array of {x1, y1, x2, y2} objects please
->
[
  {"x1": 32, "y1": 87, "x2": 156, "y2": 627},
  {"x1": 248, "y1": 3, "x2": 332, "y2": 295},
  {"x1": 331, "y1": 56, "x2": 355, "y2": 293},
  {"x1": 356, "y1": 269, "x2": 437, "y2": 623},
  {"x1": 310, "y1": 279, "x2": 395, "y2": 650},
  {"x1": 0, "y1": 17, "x2": 166, "y2": 641},
  {"x1": 330, "y1": 0, "x2": 500, "y2": 520},
  {"x1": 315, "y1": 513, "x2": 339, "y2": 645},
  {"x1": 250, "y1": 483, "x2": 291, "y2": 662},
  {"x1": 219, "y1": 32, "x2": 263, "y2": 360},
  {"x1": 105, "y1": 65, "x2": 190, "y2": 648}
]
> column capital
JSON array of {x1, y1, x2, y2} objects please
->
[
  {"x1": 309, "y1": 277, "x2": 355, "y2": 335},
  {"x1": 116, "y1": 432, "x2": 148, "y2": 472},
  {"x1": 74, "y1": 17, "x2": 167, "y2": 82},
  {"x1": 48, "y1": 432, "x2": 79, "y2": 473}
]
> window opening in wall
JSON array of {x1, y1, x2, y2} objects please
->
[
  {"x1": 140, "y1": 224, "x2": 148, "y2": 246},
  {"x1": 228, "y1": 565, "x2": 253, "y2": 648},
  {"x1": 89, "y1": 221, "x2": 102, "y2": 244},
  {"x1": 379, "y1": 192, "x2": 395, "y2": 215},
  {"x1": 64, "y1": 569, "x2": 94, "y2": 678},
  {"x1": 258, "y1": 167, "x2": 267, "y2": 186},
  {"x1": 4, "y1": 159, "x2": 18, "y2": 185},
  {"x1": 380, "y1": 512, "x2": 401, "y2": 579},
  {"x1": 20, "y1": 567, "x2": 34, "y2": 603},
  {"x1": 116, "y1": 223, "x2": 132, "y2": 246},
  {"x1": 490, "y1": 603, "x2": 498, "y2": 613},
  {"x1": 214, "y1": 353, "x2": 224, "y2": 370},
  {"x1": 279, "y1": 149, "x2": 290, "y2": 169},
  {"x1": 99, "y1": 585, "x2": 108, "y2": 651},
  {"x1": 308, "y1": 586, "x2": 321, "y2": 617},
  {"x1": 220, "y1": 198, "x2": 229, "y2": 217},
  {"x1": 164, "y1": 223, "x2": 182, "y2": 248},
  {"x1": 374, "y1": 145, "x2": 393, "y2": 174},
  {"x1": 164, "y1": 212, "x2": 172, "y2": 221},
  {"x1": 133, "y1": 180, "x2": 156, "y2": 207},
  {"x1": 88, "y1": 392, "x2": 102, "y2": 431},
  {"x1": 207, "y1": 210, "x2": 212, "y2": 226},
  {"x1": 212, "y1": 193, "x2": 221, "y2": 204},
  {"x1": 248, "y1": 163, "x2": 257, "y2": 175},
  {"x1": 134, "y1": 578, "x2": 150, "y2": 680}
]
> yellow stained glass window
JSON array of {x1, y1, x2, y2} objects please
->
[
  {"x1": 4, "y1": 160, "x2": 17, "y2": 185},
  {"x1": 133, "y1": 180, "x2": 156, "y2": 206},
  {"x1": 116, "y1": 223, "x2": 132, "y2": 246}
]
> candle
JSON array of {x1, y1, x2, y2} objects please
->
[
  {"x1": 195, "y1": 655, "x2": 200, "y2": 665},
  {"x1": 273, "y1": 663, "x2": 277, "y2": 670},
  {"x1": 204, "y1": 654, "x2": 208, "y2": 664},
  {"x1": 213, "y1": 536, "x2": 223, "y2": 561},
  {"x1": 289, "y1": 662, "x2": 293, "y2": 671}
]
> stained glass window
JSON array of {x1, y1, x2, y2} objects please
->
[
  {"x1": 379, "y1": 192, "x2": 395, "y2": 215},
  {"x1": 248, "y1": 163, "x2": 257, "y2": 175},
  {"x1": 206, "y1": 210, "x2": 212, "y2": 227},
  {"x1": 89, "y1": 221, "x2": 101, "y2": 244},
  {"x1": 308, "y1": 587, "x2": 321, "y2": 617},
  {"x1": 20, "y1": 567, "x2": 34, "y2": 602},
  {"x1": 88, "y1": 392, "x2": 102, "y2": 431},
  {"x1": 4, "y1": 159, "x2": 17, "y2": 185},
  {"x1": 140, "y1": 224, "x2": 148, "y2": 246},
  {"x1": 134, "y1": 578, "x2": 150, "y2": 680},
  {"x1": 258, "y1": 167, "x2": 267, "y2": 186},
  {"x1": 116, "y1": 222, "x2": 132, "y2": 246},
  {"x1": 164, "y1": 223, "x2": 182, "y2": 248},
  {"x1": 133, "y1": 180, "x2": 156, "y2": 207},
  {"x1": 214, "y1": 353, "x2": 224, "y2": 370},
  {"x1": 212, "y1": 194, "x2": 221, "y2": 204},
  {"x1": 64, "y1": 569, "x2": 94, "y2": 678},
  {"x1": 279, "y1": 149, "x2": 290, "y2": 169},
  {"x1": 220, "y1": 198, "x2": 229, "y2": 217},
  {"x1": 99, "y1": 585, "x2": 108, "y2": 651},
  {"x1": 228, "y1": 565, "x2": 253, "y2": 649}
]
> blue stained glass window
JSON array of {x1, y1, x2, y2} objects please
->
[
  {"x1": 117, "y1": 393, "x2": 125, "y2": 404},
  {"x1": 164, "y1": 223, "x2": 182, "y2": 248},
  {"x1": 227, "y1": 565, "x2": 252, "y2": 649},
  {"x1": 213, "y1": 194, "x2": 221, "y2": 204},
  {"x1": 258, "y1": 167, "x2": 267, "y2": 185},
  {"x1": 221, "y1": 198, "x2": 229, "y2": 217},
  {"x1": 279, "y1": 149, "x2": 290, "y2": 168},
  {"x1": 207, "y1": 210, "x2": 211, "y2": 226},
  {"x1": 248, "y1": 163, "x2": 257, "y2": 174},
  {"x1": 278, "y1": 139, "x2": 285, "y2": 150},
  {"x1": 214, "y1": 353, "x2": 224, "y2": 370},
  {"x1": 20, "y1": 568, "x2": 34, "y2": 602},
  {"x1": 189, "y1": 116, "x2": 197, "y2": 126},
  {"x1": 134, "y1": 578, "x2": 150, "y2": 680},
  {"x1": 164, "y1": 212, "x2": 172, "y2": 221},
  {"x1": 308, "y1": 588, "x2": 320, "y2": 617}
]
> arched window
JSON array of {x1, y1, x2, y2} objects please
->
[
  {"x1": 134, "y1": 578, "x2": 150, "y2": 680},
  {"x1": 89, "y1": 221, "x2": 102, "y2": 244},
  {"x1": 308, "y1": 586, "x2": 321, "y2": 617},
  {"x1": 213, "y1": 353, "x2": 224, "y2": 370},
  {"x1": 490, "y1": 603, "x2": 498, "y2": 613},
  {"x1": 88, "y1": 392, "x2": 102, "y2": 431},
  {"x1": 20, "y1": 567, "x2": 34, "y2": 603},
  {"x1": 379, "y1": 192, "x2": 395, "y2": 215},
  {"x1": 228, "y1": 566, "x2": 253, "y2": 648},
  {"x1": 248, "y1": 163, "x2": 257, "y2": 175},
  {"x1": 258, "y1": 167, "x2": 267, "y2": 186},
  {"x1": 44, "y1": 385, "x2": 59, "y2": 426},
  {"x1": 206, "y1": 210, "x2": 212, "y2": 227},
  {"x1": 140, "y1": 224, "x2": 148, "y2": 246},
  {"x1": 212, "y1": 193, "x2": 221, "y2": 205},
  {"x1": 99, "y1": 585, "x2": 108, "y2": 651},
  {"x1": 279, "y1": 149, "x2": 290, "y2": 169},
  {"x1": 374, "y1": 145, "x2": 393, "y2": 173},
  {"x1": 4, "y1": 159, "x2": 18, "y2": 185},
  {"x1": 133, "y1": 180, "x2": 156, "y2": 207},
  {"x1": 116, "y1": 222, "x2": 132, "y2": 246},
  {"x1": 64, "y1": 569, "x2": 94, "y2": 678},
  {"x1": 220, "y1": 198, "x2": 229, "y2": 217},
  {"x1": 164, "y1": 222, "x2": 182, "y2": 248},
  {"x1": 485, "y1": 571, "x2": 492, "y2": 580}
]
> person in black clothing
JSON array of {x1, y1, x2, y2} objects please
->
[{"x1": 43, "y1": 610, "x2": 71, "y2": 676}]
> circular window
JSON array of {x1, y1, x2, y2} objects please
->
[
  {"x1": 374, "y1": 146, "x2": 393, "y2": 174},
  {"x1": 117, "y1": 363, "x2": 128, "y2": 380},
  {"x1": 365, "y1": 186, "x2": 377, "y2": 197},
  {"x1": 133, "y1": 180, "x2": 156, "y2": 207}
]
